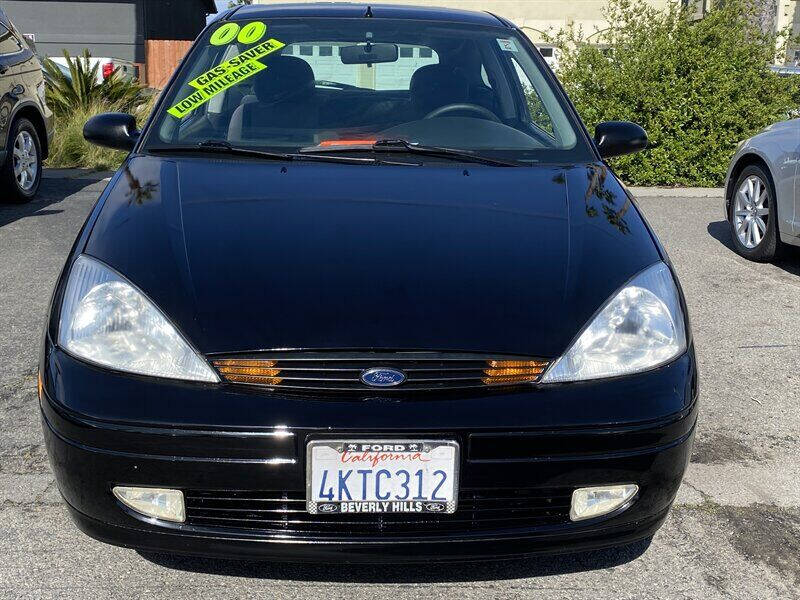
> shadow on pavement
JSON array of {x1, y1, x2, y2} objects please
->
[
  {"x1": 138, "y1": 537, "x2": 652, "y2": 582},
  {"x1": 706, "y1": 220, "x2": 736, "y2": 252},
  {"x1": 707, "y1": 220, "x2": 800, "y2": 276},
  {"x1": 0, "y1": 174, "x2": 108, "y2": 229}
]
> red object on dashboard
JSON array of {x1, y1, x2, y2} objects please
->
[{"x1": 318, "y1": 139, "x2": 377, "y2": 147}]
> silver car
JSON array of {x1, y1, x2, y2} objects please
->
[{"x1": 725, "y1": 119, "x2": 800, "y2": 261}]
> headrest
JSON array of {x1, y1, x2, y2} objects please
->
[
  {"x1": 254, "y1": 55, "x2": 315, "y2": 103},
  {"x1": 410, "y1": 65, "x2": 469, "y2": 115}
]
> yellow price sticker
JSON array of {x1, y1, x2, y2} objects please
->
[
  {"x1": 209, "y1": 20, "x2": 268, "y2": 46},
  {"x1": 209, "y1": 22, "x2": 240, "y2": 46},
  {"x1": 238, "y1": 21, "x2": 267, "y2": 45}
]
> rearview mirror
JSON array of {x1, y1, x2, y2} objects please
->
[
  {"x1": 594, "y1": 121, "x2": 648, "y2": 159},
  {"x1": 340, "y1": 43, "x2": 398, "y2": 65},
  {"x1": 83, "y1": 112, "x2": 140, "y2": 151}
]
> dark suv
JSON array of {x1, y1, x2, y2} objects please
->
[{"x1": 0, "y1": 8, "x2": 53, "y2": 202}]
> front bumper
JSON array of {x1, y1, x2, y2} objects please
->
[{"x1": 40, "y1": 346, "x2": 697, "y2": 563}]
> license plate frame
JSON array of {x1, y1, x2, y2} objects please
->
[{"x1": 306, "y1": 439, "x2": 460, "y2": 515}]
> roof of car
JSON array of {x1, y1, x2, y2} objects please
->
[{"x1": 229, "y1": 3, "x2": 511, "y2": 28}]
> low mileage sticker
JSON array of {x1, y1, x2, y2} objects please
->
[{"x1": 167, "y1": 37, "x2": 285, "y2": 119}]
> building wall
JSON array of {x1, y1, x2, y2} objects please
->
[
  {"x1": 252, "y1": 0, "x2": 795, "y2": 66},
  {"x1": 251, "y1": 0, "x2": 673, "y2": 45},
  {"x1": 0, "y1": 0, "x2": 141, "y2": 61},
  {"x1": 0, "y1": 0, "x2": 213, "y2": 86},
  {"x1": 776, "y1": 0, "x2": 800, "y2": 64},
  {"x1": 142, "y1": 0, "x2": 211, "y2": 41}
]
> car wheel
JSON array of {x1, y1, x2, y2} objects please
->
[
  {"x1": 729, "y1": 165, "x2": 780, "y2": 262},
  {"x1": 0, "y1": 118, "x2": 43, "y2": 203}
]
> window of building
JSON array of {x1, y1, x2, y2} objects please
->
[{"x1": 292, "y1": 41, "x2": 438, "y2": 90}]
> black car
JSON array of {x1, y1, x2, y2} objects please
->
[
  {"x1": 0, "y1": 8, "x2": 53, "y2": 202},
  {"x1": 40, "y1": 3, "x2": 697, "y2": 563}
]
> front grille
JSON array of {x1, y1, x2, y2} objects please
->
[
  {"x1": 183, "y1": 487, "x2": 572, "y2": 535},
  {"x1": 211, "y1": 351, "x2": 550, "y2": 393}
]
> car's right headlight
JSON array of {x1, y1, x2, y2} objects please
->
[
  {"x1": 57, "y1": 254, "x2": 219, "y2": 383},
  {"x1": 541, "y1": 261, "x2": 687, "y2": 383}
]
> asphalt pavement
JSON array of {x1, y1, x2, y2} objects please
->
[{"x1": 0, "y1": 171, "x2": 798, "y2": 599}]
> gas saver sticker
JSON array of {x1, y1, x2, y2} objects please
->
[
  {"x1": 167, "y1": 38, "x2": 285, "y2": 119},
  {"x1": 188, "y1": 39, "x2": 284, "y2": 89},
  {"x1": 167, "y1": 60, "x2": 267, "y2": 119}
]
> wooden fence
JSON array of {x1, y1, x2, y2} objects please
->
[{"x1": 144, "y1": 40, "x2": 193, "y2": 89}]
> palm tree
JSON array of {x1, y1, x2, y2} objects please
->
[{"x1": 42, "y1": 50, "x2": 144, "y2": 115}]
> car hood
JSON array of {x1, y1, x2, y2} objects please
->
[{"x1": 84, "y1": 155, "x2": 661, "y2": 358}]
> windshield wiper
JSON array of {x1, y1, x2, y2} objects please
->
[
  {"x1": 149, "y1": 139, "x2": 297, "y2": 160},
  {"x1": 375, "y1": 139, "x2": 521, "y2": 167},
  {"x1": 300, "y1": 139, "x2": 521, "y2": 167},
  {"x1": 147, "y1": 140, "x2": 385, "y2": 165}
]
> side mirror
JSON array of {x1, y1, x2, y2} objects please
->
[
  {"x1": 83, "y1": 112, "x2": 140, "y2": 151},
  {"x1": 594, "y1": 121, "x2": 648, "y2": 159}
]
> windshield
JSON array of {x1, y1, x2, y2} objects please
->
[{"x1": 145, "y1": 17, "x2": 593, "y2": 164}]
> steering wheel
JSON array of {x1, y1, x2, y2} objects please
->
[{"x1": 424, "y1": 103, "x2": 501, "y2": 123}]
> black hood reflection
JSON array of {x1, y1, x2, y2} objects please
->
[
  {"x1": 584, "y1": 164, "x2": 631, "y2": 235},
  {"x1": 84, "y1": 156, "x2": 661, "y2": 357},
  {"x1": 121, "y1": 166, "x2": 159, "y2": 206}
]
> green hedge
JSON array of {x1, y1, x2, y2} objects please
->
[
  {"x1": 550, "y1": 0, "x2": 800, "y2": 187},
  {"x1": 43, "y1": 51, "x2": 153, "y2": 170},
  {"x1": 45, "y1": 97, "x2": 155, "y2": 170}
]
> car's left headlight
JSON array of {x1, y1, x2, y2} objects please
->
[
  {"x1": 541, "y1": 261, "x2": 687, "y2": 383},
  {"x1": 57, "y1": 254, "x2": 219, "y2": 382}
]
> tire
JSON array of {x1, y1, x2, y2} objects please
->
[
  {"x1": 729, "y1": 165, "x2": 780, "y2": 262},
  {"x1": 0, "y1": 117, "x2": 43, "y2": 203}
]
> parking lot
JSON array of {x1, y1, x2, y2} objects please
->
[{"x1": 1, "y1": 171, "x2": 798, "y2": 599}]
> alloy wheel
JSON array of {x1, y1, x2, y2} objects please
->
[
  {"x1": 13, "y1": 130, "x2": 38, "y2": 192},
  {"x1": 733, "y1": 175, "x2": 769, "y2": 249}
]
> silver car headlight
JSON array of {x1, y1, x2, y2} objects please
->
[
  {"x1": 58, "y1": 255, "x2": 219, "y2": 382},
  {"x1": 541, "y1": 262, "x2": 687, "y2": 383}
]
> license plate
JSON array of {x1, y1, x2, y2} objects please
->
[{"x1": 307, "y1": 440, "x2": 459, "y2": 514}]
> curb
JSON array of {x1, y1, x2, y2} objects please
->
[
  {"x1": 630, "y1": 187, "x2": 724, "y2": 198},
  {"x1": 43, "y1": 168, "x2": 114, "y2": 180}
]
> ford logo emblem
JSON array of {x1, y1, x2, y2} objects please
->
[
  {"x1": 360, "y1": 367, "x2": 406, "y2": 387},
  {"x1": 424, "y1": 502, "x2": 446, "y2": 512}
]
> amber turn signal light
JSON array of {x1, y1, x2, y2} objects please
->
[
  {"x1": 212, "y1": 359, "x2": 282, "y2": 385},
  {"x1": 486, "y1": 359, "x2": 548, "y2": 368},
  {"x1": 483, "y1": 359, "x2": 549, "y2": 385}
]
